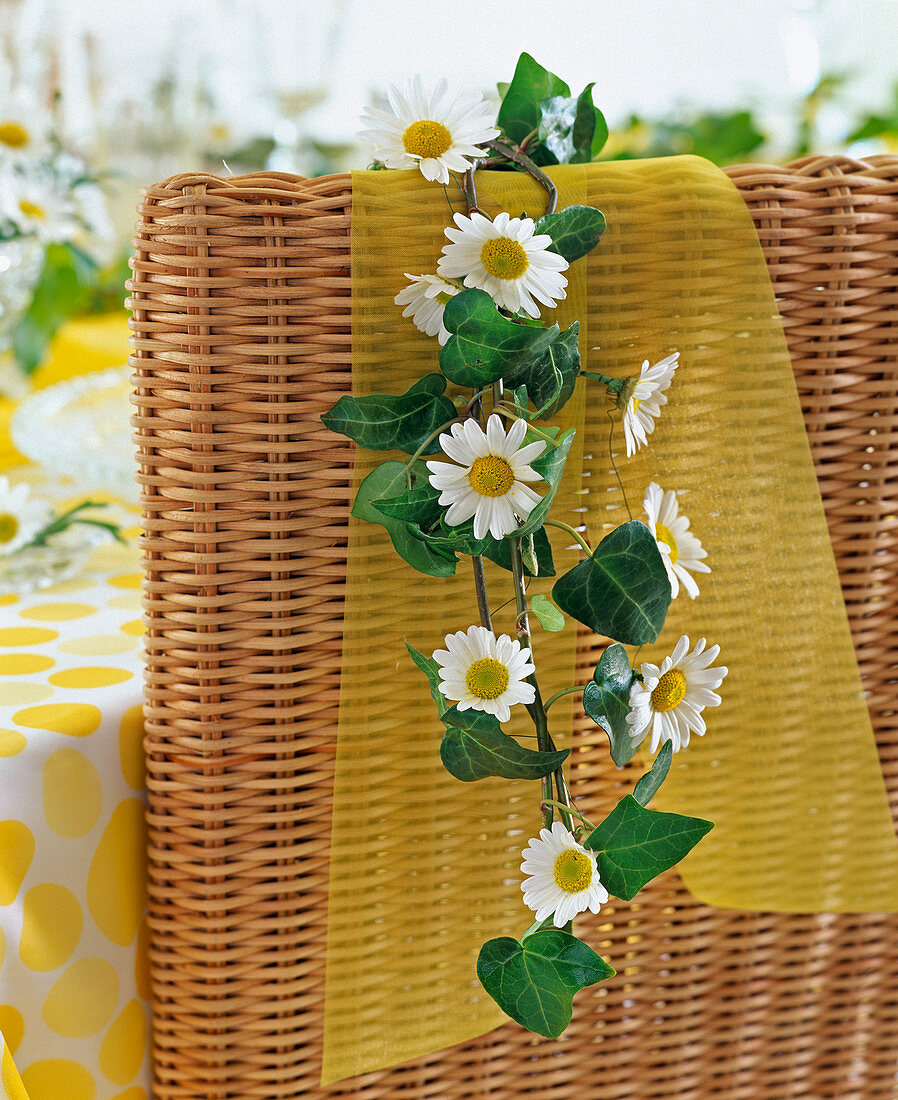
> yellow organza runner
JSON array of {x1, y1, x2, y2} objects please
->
[{"x1": 322, "y1": 158, "x2": 898, "y2": 1084}]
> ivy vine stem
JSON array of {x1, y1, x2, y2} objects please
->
[
  {"x1": 484, "y1": 139, "x2": 558, "y2": 216},
  {"x1": 542, "y1": 683, "x2": 583, "y2": 713},
  {"x1": 542, "y1": 519, "x2": 592, "y2": 557},
  {"x1": 509, "y1": 534, "x2": 572, "y2": 831},
  {"x1": 472, "y1": 555, "x2": 493, "y2": 631}
]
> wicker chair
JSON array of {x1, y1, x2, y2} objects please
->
[{"x1": 129, "y1": 156, "x2": 898, "y2": 1100}]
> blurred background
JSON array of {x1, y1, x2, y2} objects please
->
[{"x1": 0, "y1": 0, "x2": 893, "y2": 390}]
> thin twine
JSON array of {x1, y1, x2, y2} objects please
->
[{"x1": 606, "y1": 404, "x2": 632, "y2": 519}]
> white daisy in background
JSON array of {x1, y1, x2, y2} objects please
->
[
  {"x1": 521, "y1": 821, "x2": 609, "y2": 926},
  {"x1": 395, "y1": 273, "x2": 462, "y2": 344},
  {"x1": 0, "y1": 169, "x2": 79, "y2": 244},
  {"x1": 437, "y1": 211, "x2": 569, "y2": 318},
  {"x1": 0, "y1": 478, "x2": 52, "y2": 557},
  {"x1": 433, "y1": 624, "x2": 535, "y2": 723},
  {"x1": 627, "y1": 635, "x2": 728, "y2": 754},
  {"x1": 358, "y1": 75, "x2": 499, "y2": 184},
  {"x1": 642, "y1": 482, "x2": 711, "y2": 600},
  {"x1": 426, "y1": 414, "x2": 547, "y2": 539},
  {"x1": 620, "y1": 351, "x2": 678, "y2": 456},
  {"x1": 0, "y1": 87, "x2": 51, "y2": 159}
]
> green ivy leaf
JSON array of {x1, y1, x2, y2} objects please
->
[
  {"x1": 13, "y1": 242, "x2": 99, "y2": 374},
  {"x1": 505, "y1": 322, "x2": 580, "y2": 421},
  {"x1": 531, "y1": 593, "x2": 565, "y2": 632},
  {"x1": 439, "y1": 289, "x2": 560, "y2": 389},
  {"x1": 477, "y1": 929, "x2": 615, "y2": 1037},
  {"x1": 551, "y1": 520, "x2": 671, "y2": 645},
  {"x1": 482, "y1": 527, "x2": 555, "y2": 577},
  {"x1": 408, "y1": 512, "x2": 492, "y2": 559},
  {"x1": 511, "y1": 429, "x2": 575, "y2": 539},
  {"x1": 497, "y1": 53, "x2": 570, "y2": 152},
  {"x1": 372, "y1": 481, "x2": 442, "y2": 526},
  {"x1": 406, "y1": 639, "x2": 448, "y2": 718},
  {"x1": 321, "y1": 373, "x2": 456, "y2": 454},
  {"x1": 632, "y1": 742, "x2": 673, "y2": 807},
  {"x1": 534, "y1": 206, "x2": 607, "y2": 264},
  {"x1": 352, "y1": 461, "x2": 456, "y2": 577},
  {"x1": 583, "y1": 794, "x2": 713, "y2": 900},
  {"x1": 440, "y1": 706, "x2": 569, "y2": 782},
  {"x1": 582, "y1": 642, "x2": 638, "y2": 766}
]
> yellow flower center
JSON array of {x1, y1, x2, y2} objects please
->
[
  {"x1": 656, "y1": 521, "x2": 678, "y2": 563},
  {"x1": 553, "y1": 849, "x2": 593, "y2": 894},
  {"x1": 465, "y1": 657, "x2": 509, "y2": 700},
  {"x1": 18, "y1": 199, "x2": 45, "y2": 220},
  {"x1": 468, "y1": 455, "x2": 515, "y2": 497},
  {"x1": 650, "y1": 668, "x2": 687, "y2": 713},
  {"x1": 480, "y1": 237, "x2": 530, "y2": 280},
  {"x1": 0, "y1": 122, "x2": 29, "y2": 148},
  {"x1": 402, "y1": 119, "x2": 453, "y2": 159},
  {"x1": 0, "y1": 514, "x2": 20, "y2": 544},
  {"x1": 631, "y1": 396, "x2": 641, "y2": 412}
]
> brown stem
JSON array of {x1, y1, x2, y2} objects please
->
[
  {"x1": 484, "y1": 139, "x2": 558, "y2": 215},
  {"x1": 472, "y1": 555, "x2": 493, "y2": 631},
  {"x1": 462, "y1": 163, "x2": 484, "y2": 216}
]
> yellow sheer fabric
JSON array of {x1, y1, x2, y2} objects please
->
[{"x1": 322, "y1": 158, "x2": 898, "y2": 1084}]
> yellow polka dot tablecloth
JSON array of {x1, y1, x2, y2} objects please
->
[{"x1": 0, "y1": 472, "x2": 149, "y2": 1100}]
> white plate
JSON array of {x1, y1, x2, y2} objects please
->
[{"x1": 11, "y1": 366, "x2": 137, "y2": 503}]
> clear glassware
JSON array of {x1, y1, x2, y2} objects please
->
[{"x1": 0, "y1": 237, "x2": 43, "y2": 399}]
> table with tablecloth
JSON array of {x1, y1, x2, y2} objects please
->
[{"x1": 0, "y1": 315, "x2": 151, "y2": 1100}]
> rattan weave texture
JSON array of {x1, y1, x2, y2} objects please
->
[{"x1": 129, "y1": 157, "x2": 898, "y2": 1099}]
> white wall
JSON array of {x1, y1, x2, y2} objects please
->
[{"x1": 6, "y1": 0, "x2": 895, "y2": 155}]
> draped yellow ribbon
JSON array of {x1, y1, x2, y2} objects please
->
[{"x1": 322, "y1": 158, "x2": 898, "y2": 1084}]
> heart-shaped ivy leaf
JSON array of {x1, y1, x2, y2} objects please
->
[
  {"x1": 584, "y1": 794, "x2": 713, "y2": 900},
  {"x1": 582, "y1": 642, "x2": 638, "y2": 766},
  {"x1": 552, "y1": 520, "x2": 671, "y2": 645},
  {"x1": 534, "y1": 206, "x2": 607, "y2": 265},
  {"x1": 497, "y1": 53, "x2": 570, "y2": 154},
  {"x1": 477, "y1": 929, "x2": 615, "y2": 1037},
  {"x1": 439, "y1": 289, "x2": 560, "y2": 388},
  {"x1": 531, "y1": 593, "x2": 565, "y2": 632},
  {"x1": 322, "y1": 373, "x2": 456, "y2": 454},
  {"x1": 352, "y1": 462, "x2": 456, "y2": 577},
  {"x1": 504, "y1": 322, "x2": 580, "y2": 420},
  {"x1": 439, "y1": 706, "x2": 568, "y2": 782},
  {"x1": 632, "y1": 741, "x2": 673, "y2": 806}
]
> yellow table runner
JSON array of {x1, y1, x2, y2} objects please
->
[{"x1": 322, "y1": 157, "x2": 898, "y2": 1083}]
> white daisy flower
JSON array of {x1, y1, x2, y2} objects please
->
[
  {"x1": 642, "y1": 482, "x2": 711, "y2": 600},
  {"x1": 437, "y1": 210, "x2": 569, "y2": 318},
  {"x1": 433, "y1": 624, "x2": 535, "y2": 723},
  {"x1": 0, "y1": 478, "x2": 53, "y2": 557},
  {"x1": 395, "y1": 273, "x2": 461, "y2": 345},
  {"x1": 358, "y1": 75, "x2": 499, "y2": 184},
  {"x1": 521, "y1": 821, "x2": 609, "y2": 927},
  {"x1": 627, "y1": 635, "x2": 728, "y2": 754},
  {"x1": 426, "y1": 414, "x2": 547, "y2": 540},
  {"x1": 0, "y1": 170, "x2": 79, "y2": 244},
  {"x1": 620, "y1": 352, "x2": 678, "y2": 456},
  {"x1": 0, "y1": 87, "x2": 51, "y2": 158}
]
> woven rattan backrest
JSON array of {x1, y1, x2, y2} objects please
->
[{"x1": 129, "y1": 156, "x2": 898, "y2": 1100}]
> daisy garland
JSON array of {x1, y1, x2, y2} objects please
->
[{"x1": 324, "y1": 52, "x2": 726, "y2": 1040}]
